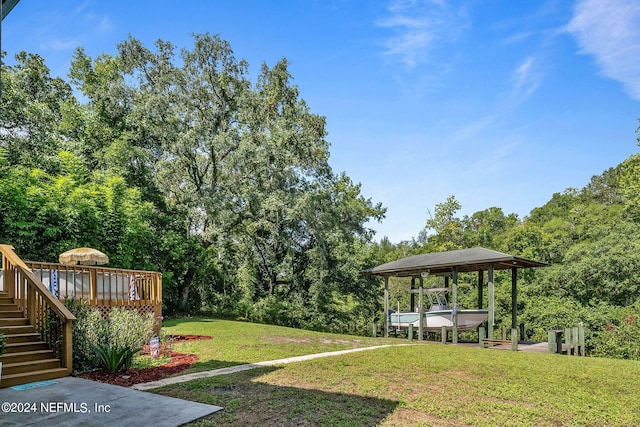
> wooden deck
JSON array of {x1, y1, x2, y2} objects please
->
[
  {"x1": 0, "y1": 245, "x2": 163, "y2": 387},
  {"x1": 449, "y1": 341, "x2": 551, "y2": 353},
  {"x1": 24, "y1": 260, "x2": 163, "y2": 333}
]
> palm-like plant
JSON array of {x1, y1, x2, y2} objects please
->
[{"x1": 94, "y1": 344, "x2": 137, "y2": 373}]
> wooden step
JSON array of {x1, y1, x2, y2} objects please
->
[
  {"x1": 0, "y1": 292, "x2": 70, "y2": 388},
  {"x1": 0, "y1": 349, "x2": 55, "y2": 364},
  {"x1": 0, "y1": 367, "x2": 69, "y2": 388},
  {"x1": 0, "y1": 310, "x2": 23, "y2": 318},
  {"x1": 0, "y1": 325, "x2": 37, "y2": 335},
  {"x1": 2, "y1": 358, "x2": 61, "y2": 376},
  {"x1": 4, "y1": 341, "x2": 49, "y2": 353},
  {"x1": 0, "y1": 318, "x2": 29, "y2": 327},
  {"x1": 5, "y1": 333, "x2": 41, "y2": 344}
]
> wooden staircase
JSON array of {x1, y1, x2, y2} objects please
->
[{"x1": 0, "y1": 291, "x2": 67, "y2": 387}]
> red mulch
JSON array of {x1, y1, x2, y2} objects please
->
[{"x1": 76, "y1": 335, "x2": 211, "y2": 387}]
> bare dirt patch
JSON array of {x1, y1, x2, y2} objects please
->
[
  {"x1": 320, "y1": 338, "x2": 361, "y2": 345},
  {"x1": 263, "y1": 336, "x2": 311, "y2": 344},
  {"x1": 381, "y1": 408, "x2": 476, "y2": 427}
]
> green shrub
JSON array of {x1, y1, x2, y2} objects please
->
[
  {"x1": 106, "y1": 307, "x2": 155, "y2": 350},
  {"x1": 0, "y1": 332, "x2": 6, "y2": 355},
  {"x1": 94, "y1": 343, "x2": 138, "y2": 372},
  {"x1": 592, "y1": 309, "x2": 640, "y2": 360},
  {"x1": 64, "y1": 300, "x2": 155, "y2": 373},
  {"x1": 91, "y1": 307, "x2": 155, "y2": 372},
  {"x1": 249, "y1": 295, "x2": 293, "y2": 327},
  {"x1": 64, "y1": 298, "x2": 105, "y2": 371}
]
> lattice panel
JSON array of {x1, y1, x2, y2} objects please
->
[{"x1": 94, "y1": 304, "x2": 162, "y2": 334}]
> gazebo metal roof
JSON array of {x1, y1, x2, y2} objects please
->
[
  {"x1": 362, "y1": 247, "x2": 546, "y2": 277},
  {"x1": 2, "y1": 0, "x2": 20, "y2": 21}
]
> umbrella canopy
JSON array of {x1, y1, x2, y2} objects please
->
[{"x1": 59, "y1": 247, "x2": 109, "y2": 266}]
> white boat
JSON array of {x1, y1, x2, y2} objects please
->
[{"x1": 388, "y1": 288, "x2": 488, "y2": 332}]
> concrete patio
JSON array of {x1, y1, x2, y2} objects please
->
[{"x1": 0, "y1": 377, "x2": 222, "y2": 426}]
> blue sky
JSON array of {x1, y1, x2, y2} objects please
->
[{"x1": 4, "y1": 1, "x2": 640, "y2": 243}]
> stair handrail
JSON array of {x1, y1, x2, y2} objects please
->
[{"x1": 0, "y1": 244, "x2": 75, "y2": 372}]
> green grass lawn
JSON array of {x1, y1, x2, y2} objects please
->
[
  {"x1": 155, "y1": 318, "x2": 640, "y2": 426},
  {"x1": 161, "y1": 317, "x2": 400, "y2": 372}
]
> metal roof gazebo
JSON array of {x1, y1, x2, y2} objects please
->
[{"x1": 362, "y1": 247, "x2": 546, "y2": 342}]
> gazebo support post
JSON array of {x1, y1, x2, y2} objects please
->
[
  {"x1": 410, "y1": 276, "x2": 415, "y2": 312},
  {"x1": 418, "y1": 275, "x2": 424, "y2": 341},
  {"x1": 477, "y1": 269, "x2": 484, "y2": 309},
  {"x1": 488, "y1": 264, "x2": 495, "y2": 339},
  {"x1": 452, "y1": 267, "x2": 458, "y2": 344},
  {"x1": 511, "y1": 267, "x2": 517, "y2": 330},
  {"x1": 384, "y1": 276, "x2": 390, "y2": 338}
]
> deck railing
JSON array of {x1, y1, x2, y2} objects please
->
[
  {"x1": 0, "y1": 244, "x2": 76, "y2": 373},
  {"x1": 24, "y1": 261, "x2": 162, "y2": 306},
  {"x1": 24, "y1": 260, "x2": 163, "y2": 333}
]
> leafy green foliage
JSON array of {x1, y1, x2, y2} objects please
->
[
  {"x1": 64, "y1": 302, "x2": 154, "y2": 372},
  {"x1": 424, "y1": 195, "x2": 464, "y2": 251},
  {"x1": 94, "y1": 343, "x2": 137, "y2": 373},
  {"x1": 105, "y1": 307, "x2": 155, "y2": 350},
  {"x1": 0, "y1": 153, "x2": 155, "y2": 267},
  {"x1": 591, "y1": 308, "x2": 640, "y2": 360},
  {"x1": 63, "y1": 33, "x2": 385, "y2": 328},
  {"x1": 64, "y1": 298, "x2": 105, "y2": 371},
  {"x1": 1, "y1": 34, "x2": 386, "y2": 333},
  {"x1": 0, "y1": 52, "x2": 74, "y2": 171},
  {"x1": 0, "y1": 332, "x2": 6, "y2": 356}
]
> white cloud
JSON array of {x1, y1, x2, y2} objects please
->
[
  {"x1": 98, "y1": 17, "x2": 113, "y2": 33},
  {"x1": 41, "y1": 39, "x2": 80, "y2": 52},
  {"x1": 502, "y1": 31, "x2": 536, "y2": 45},
  {"x1": 511, "y1": 56, "x2": 540, "y2": 101},
  {"x1": 567, "y1": 0, "x2": 640, "y2": 100},
  {"x1": 33, "y1": 2, "x2": 113, "y2": 54},
  {"x1": 467, "y1": 140, "x2": 520, "y2": 176},
  {"x1": 453, "y1": 114, "x2": 500, "y2": 141},
  {"x1": 377, "y1": 0, "x2": 470, "y2": 67}
]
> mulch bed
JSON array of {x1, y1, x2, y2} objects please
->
[{"x1": 76, "y1": 335, "x2": 211, "y2": 387}]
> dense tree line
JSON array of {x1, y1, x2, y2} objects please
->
[
  {"x1": 0, "y1": 35, "x2": 384, "y2": 335},
  {"x1": 2, "y1": 35, "x2": 640, "y2": 358}
]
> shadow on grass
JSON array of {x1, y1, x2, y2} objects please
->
[
  {"x1": 178, "y1": 358, "x2": 248, "y2": 373},
  {"x1": 154, "y1": 366, "x2": 399, "y2": 426},
  {"x1": 162, "y1": 317, "x2": 219, "y2": 327}
]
